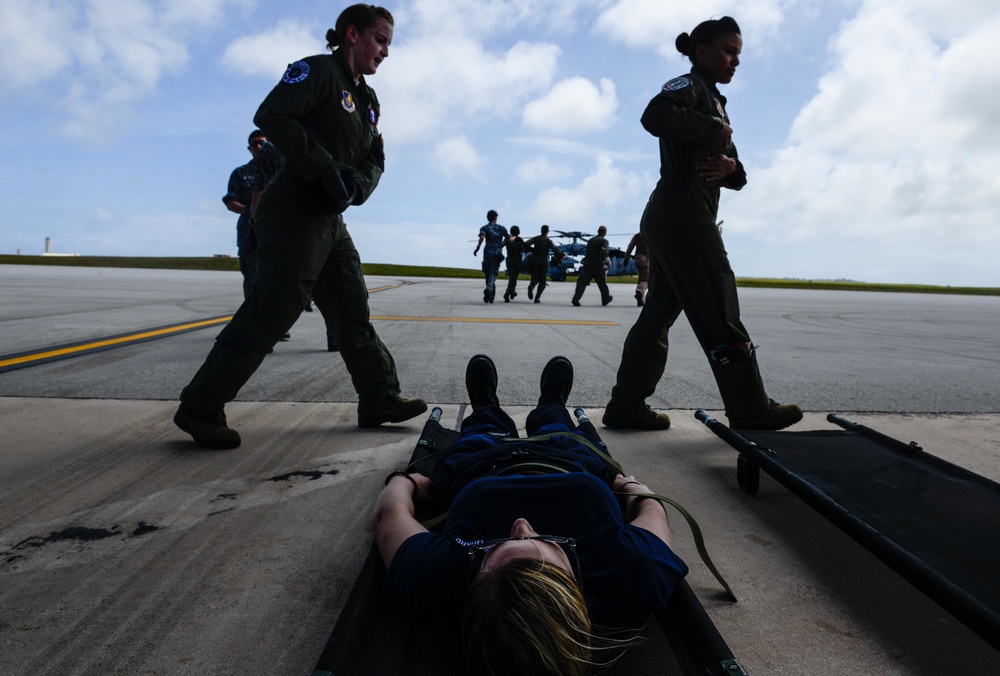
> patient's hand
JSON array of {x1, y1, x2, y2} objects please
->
[{"x1": 409, "y1": 472, "x2": 433, "y2": 499}]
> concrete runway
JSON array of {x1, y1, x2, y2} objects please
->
[{"x1": 1, "y1": 264, "x2": 998, "y2": 674}]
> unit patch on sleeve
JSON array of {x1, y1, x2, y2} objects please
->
[
  {"x1": 663, "y1": 76, "x2": 691, "y2": 92},
  {"x1": 282, "y1": 61, "x2": 310, "y2": 84}
]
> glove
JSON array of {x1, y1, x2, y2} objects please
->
[
  {"x1": 317, "y1": 165, "x2": 358, "y2": 212},
  {"x1": 474, "y1": 247, "x2": 480, "y2": 256}
]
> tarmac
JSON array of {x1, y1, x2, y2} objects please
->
[{"x1": 1, "y1": 267, "x2": 998, "y2": 674}]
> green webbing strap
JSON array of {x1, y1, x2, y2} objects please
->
[
  {"x1": 616, "y1": 488, "x2": 736, "y2": 602},
  {"x1": 498, "y1": 431, "x2": 625, "y2": 476}
]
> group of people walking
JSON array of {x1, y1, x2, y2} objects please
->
[
  {"x1": 177, "y1": 8, "x2": 803, "y2": 675},
  {"x1": 474, "y1": 214, "x2": 563, "y2": 304}
]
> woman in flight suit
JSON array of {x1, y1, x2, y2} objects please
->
[
  {"x1": 603, "y1": 16, "x2": 801, "y2": 432},
  {"x1": 175, "y1": 4, "x2": 426, "y2": 449}
]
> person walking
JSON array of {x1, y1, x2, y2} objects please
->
[
  {"x1": 502, "y1": 225, "x2": 526, "y2": 302},
  {"x1": 571, "y1": 225, "x2": 613, "y2": 307},
  {"x1": 603, "y1": 16, "x2": 801, "y2": 432},
  {"x1": 474, "y1": 210, "x2": 508, "y2": 303},
  {"x1": 624, "y1": 232, "x2": 649, "y2": 306},
  {"x1": 525, "y1": 224, "x2": 563, "y2": 304},
  {"x1": 223, "y1": 130, "x2": 266, "y2": 299},
  {"x1": 174, "y1": 4, "x2": 425, "y2": 449}
]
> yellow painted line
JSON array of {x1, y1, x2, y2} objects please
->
[
  {"x1": 0, "y1": 316, "x2": 233, "y2": 370},
  {"x1": 371, "y1": 316, "x2": 618, "y2": 326}
]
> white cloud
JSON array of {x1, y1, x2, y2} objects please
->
[
  {"x1": 729, "y1": 0, "x2": 1000, "y2": 282},
  {"x1": 377, "y1": 38, "x2": 561, "y2": 144},
  {"x1": 221, "y1": 20, "x2": 324, "y2": 79},
  {"x1": 530, "y1": 155, "x2": 645, "y2": 223},
  {"x1": 515, "y1": 156, "x2": 574, "y2": 183},
  {"x1": 430, "y1": 136, "x2": 487, "y2": 179},
  {"x1": 0, "y1": 0, "x2": 250, "y2": 143},
  {"x1": 522, "y1": 77, "x2": 619, "y2": 134},
  {"x1": 0, "y1": 0, "x2": 77, "y2": 87},
  {"x1": 594, "y1": 0, "x2": 787, "y2": 59}
]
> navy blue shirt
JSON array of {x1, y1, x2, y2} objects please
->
[{"x1": 384, "y1": 472, "x2": 688, "y2": 634}]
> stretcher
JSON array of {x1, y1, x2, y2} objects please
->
[
  {"x1": 313, "y1": 408, "x2": 745, "y2": 675},
  {"x1": 695, "y1": 411, "x2": 1000, "y2": 650}
]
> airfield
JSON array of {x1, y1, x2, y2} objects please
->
[{"x1": 1, "y1": 263, "x2": 998, "y2": 674}]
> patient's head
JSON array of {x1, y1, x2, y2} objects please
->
[{"x1": 461, "y1": 518, "x2": 591, "y2": 675}]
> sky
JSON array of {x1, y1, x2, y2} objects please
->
[{"x1": 1, "y1": 0, "x2": 998, "y2": 287}]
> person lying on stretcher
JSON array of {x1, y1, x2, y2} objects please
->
[{"x1": 374, "y1": 354, "x2": 688, "y2": 676}]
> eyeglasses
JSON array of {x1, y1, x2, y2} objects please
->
[
  {"x1": 250, "y1": 140, "x2": 267, "y2": 147},
  {"x1": 465, "y1": 535, "x2": 582, "y2": 586},
  {"x1": 465, "y1": 535, "x2": 576, "y2": 563}
]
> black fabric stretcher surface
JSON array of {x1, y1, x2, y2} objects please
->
[
  {"x1": 313, "y1": 410, "x2": 743, "y2": 675},
  {"x1": 696, "y1": 411, "x2": 1000, "y2": 651}
]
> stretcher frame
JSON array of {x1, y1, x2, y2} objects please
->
[{"x1": 695, "y1": 410, "x2": 1000, "y2": 651}]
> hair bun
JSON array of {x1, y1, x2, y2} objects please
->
[
  {"x1": 325, "y1": 28, "x2": 339, "y2": 50},
  {"x1": 675, "y1": 32, "x2": 691, "y2": 56}
]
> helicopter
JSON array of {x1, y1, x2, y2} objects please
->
[{"x1": 539, "y1": 230, "x2": 639, "y2": 281}]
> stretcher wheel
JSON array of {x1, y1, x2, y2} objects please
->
[{"x1": 737, "y1": 454, "x2": 760, "y2": 495}]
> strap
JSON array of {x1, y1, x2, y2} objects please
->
[
  {"x1": 615, "y1": 488, "x2": 736, "y2": 602},
  {"x1": 498, "y1": 431, "x2": 625, "y2": 476}
]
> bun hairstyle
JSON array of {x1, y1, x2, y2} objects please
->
[
  {"x1": 675, "y1": 16, "x2": 741, "y2": 62},
  {"x1": 326, "y1": 4, "x2": 394, "y2": 51}
]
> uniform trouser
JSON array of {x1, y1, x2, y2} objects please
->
[
  {"x1": 236, "y1": 221, "x2": 258, "y2": 299},
  {"x1": 609, "y1": 188, "x2": 770, "y2": 419},
  {"x1": 482, "y1": 254, "x2": 503, "y2": 299},
  {"x1": 504, "y1": 264, "x2": 521, "y2": 298},
  {"x1": 634, "y1": 255, "x2": 649, "y2": 299},
  {"x1": 572, "y1": 263, "x2": 611, "y2": 303},
  {"x1": 527, "y1": 262, "x2": 548, "y2": 297},
  {"x1": 180, "y1": 193, "x2": 400, "y2": 416}
]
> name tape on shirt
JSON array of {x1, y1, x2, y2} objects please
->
[
  {"x1": 282, "y1": 61, "x2": 310, "y2": 84},
  {"x1": 662, "y1": 76, "x2": 690, "y2": 92}
]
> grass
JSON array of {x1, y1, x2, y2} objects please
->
[{"x1": 2, "y1": 254, "x2": 997, "y2": 296}]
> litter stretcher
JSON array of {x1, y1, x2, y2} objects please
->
[
  {"x1": 313, "y1": 408, "x2": 746, "y2": 676},
  {"x1": 696, "y1": 411, "x2": 1000, "y2": 651}
]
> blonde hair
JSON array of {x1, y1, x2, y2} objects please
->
[{"x1": 462, "y1": 560, "x2": 592, "y2": 676}]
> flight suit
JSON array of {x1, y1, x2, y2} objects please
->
[
  {"x1": 572, "y1": 234, "x2": 612, "y2": 304},
  {"x1": 181, "y1": 49, "x2": 402, "y2": 417},
  {"x1": 525, "y1": 234, "x2": 561, "y2": 301},
  {"x1": 609, "y1": 66, "x2": 771, "y2": 420}
]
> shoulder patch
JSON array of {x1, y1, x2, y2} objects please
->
[
  {"x1": 282, "y1": 61, "x2": 310, "y2": 84},
  {"x1": 662, "y1": 76, "x2": 690, "y2": 92}
]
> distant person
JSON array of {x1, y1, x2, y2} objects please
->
[
  {"x1": 473, "y1": 210, "x2": 508, "y2": 304},
  {"x1": 525, "y1": 224, "x2": 563, "y2": 304},
  {"x1": 603, "y1": 16, "x2": 801, "y2": 432},
  {"x1": 624, "y1": 232, "x2": 649, "y2": 306},
  {"x1": 224, "y1": 130, "x2": 266, "y2": 299},
  {"x1": 571, "y1": 225, "x2": 613, "y2": 307},
  {"x1": 502, "y1": 225, "x2": 527, "y2": 302},
  {"x1": 174, "y1": 5, "x2": 425, "y2": 450}
]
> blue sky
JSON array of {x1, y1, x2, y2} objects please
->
[{"x1": 1, "y1": 0, "x2": 998, "y2": 287}]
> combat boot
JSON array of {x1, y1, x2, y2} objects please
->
[
  {"x1": 602, "y1": 402, "x2": 671, "y2": 430},
  {"x1": 174, "y1": 404, "x2": 241, "y2": 449},
  {"x1": 728, "y1": 399, "x2": 802, "y2": 431},
  {"x1": 357, "y1": 397, "x2": 428, "y2": 428}
]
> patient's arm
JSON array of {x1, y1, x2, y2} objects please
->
[
  {"x1": 373, "y1": 472, "x2": 432, "y2": 568},
  {"x1": 612, "y1": 474, "x2": 673, "y2": 548}
]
